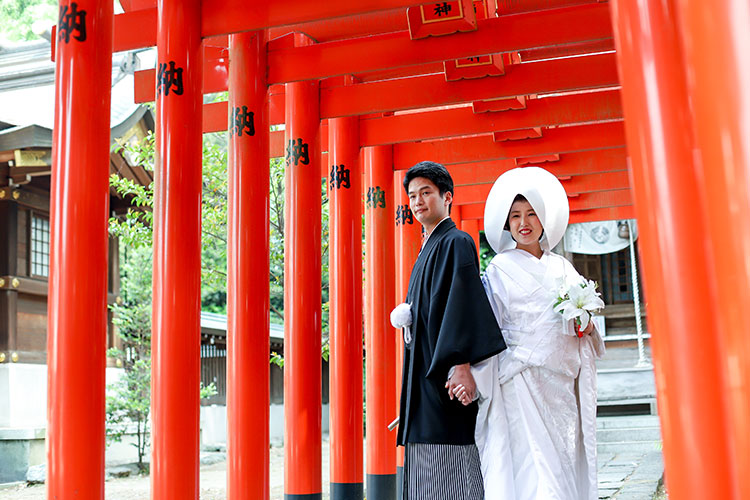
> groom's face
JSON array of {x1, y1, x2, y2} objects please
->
[{"x1": 407, "y1": 177, "x2": 452, "y2": 230}]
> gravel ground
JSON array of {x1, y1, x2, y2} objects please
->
[
  {"x1": 0, "y1": 438, "x2": 298, "y2": 500},
  {"x1": 1, "y1": 432, "x2": 665, "y2": 500}
]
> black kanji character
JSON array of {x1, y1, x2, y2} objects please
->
[
  {"x1": 396, "y1": 204, "x2": 414, "y2": 226},
  {"x1": 233, "y1": 106, "x2": 255, "y2": 137},
  {"x1": 434, "y1": 2, "x2": 452, "y2": 16},
  {"x1": 366, "y1": 186, "x2": 386, "y2": 209},
  {"x1": 58, "y1": 2, "x2": 87, "y2": 43},
  {"x1": 329, "y1": 164, "x2": 351, "y2": 190},
  {"x1": 286, "y1": 138, "x2": 310, "y2": 167},
  {"x1": 157, "y1": 61, "x2": 184, "y2": 96}
]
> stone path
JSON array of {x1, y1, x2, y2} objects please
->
[
  {"x1": 597, "y1": 450, "x2": 664, "y2": 499},
  {"x1": 0, "y1": 432, "x2": 664, "y2": 499}
]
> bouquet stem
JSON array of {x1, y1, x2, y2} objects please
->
[{"x1": 574, "y1": 317, "x2": 584, "y2": 338}]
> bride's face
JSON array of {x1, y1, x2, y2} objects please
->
[{"x1": 508, "y1": 200, "x2": 543, "y2": 247}]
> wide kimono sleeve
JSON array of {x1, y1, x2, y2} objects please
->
[
  {"x1": 424, "y1": 234, "x2": 506, "y2": 380},
  {"x1": 481, "y1": 261, "x2": 509, "y2": 328},
  {"x1": 561, "y1": 256, "x2": 606, "y2": 356}
]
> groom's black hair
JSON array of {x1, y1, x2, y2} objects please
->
[{"x1": 403, "y1": 160, "x2": 454, "y2": 198}]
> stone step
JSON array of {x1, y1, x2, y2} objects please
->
[
  {"x1": 596, "y1": 426, "x2": 662, "y2": 443},
  {"x1": 597, "y1": 440, "x2": 662, "y2": 454},
  {"x1": 596, "y1": 369, "x2": 655, "y2": 402},
  {"x1": 596, "y1": 415, "x2": 660, "y2": 429},
  {"x1": 602, "y1": 330, "x2": 651, "y2": 341},
  {"x1": 599, "y1": 303, "x2": 646, "y2": 319},
  {"x1": 597, "y1": 398, "x2": 657, "y2": 417}
]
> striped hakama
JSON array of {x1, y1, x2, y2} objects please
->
[{"x1": 403, "y1": 443, "x2": 484, "y2": 500}]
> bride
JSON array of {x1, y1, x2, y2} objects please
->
[{"x1": 471, "y1": 167, "x2": 605, "y2": 500}]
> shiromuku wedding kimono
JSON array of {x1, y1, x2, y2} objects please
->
[{"x1": 473, "y1": 167, "x2": 605, "y2": 500}]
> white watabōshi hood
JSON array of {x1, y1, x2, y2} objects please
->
[{"x1": 483, "y1": 167, "x2": 569, "y2": 253}]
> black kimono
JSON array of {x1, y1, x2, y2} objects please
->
[{"x1": 397, "y1": 218, "x2": 506, "y2": 446}]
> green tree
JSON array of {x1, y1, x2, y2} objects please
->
[
  {"x1": 109, "y1": 131, "x2": 231, "y2": 311},
  {"x1": 105, "y1": 245, "x2": 152, "y2": 471},
  {"x1": 0, "y1": 0, "x2": 57, "y2": 42},
  {"x1": 110, "y1": 130, "x2": 332, "y2": 361},
  {"x1": 105, "y1": 244, "x2": 218, "y2": 471},
  {"x1": 106, "y1": 133, "x2": 221, "y2": 471}
]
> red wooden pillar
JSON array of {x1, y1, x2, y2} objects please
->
[
  {"x1": 673, "y1": 2, "x2": 750, "y2": 493},
  {"x1": 48, "y1": 0, "x2": 112, "y2": 497},
  {"x1": 152, "y1": 0, "x2": 203, "y2": 498},
  {"x1": 328, "y1": 95, "x2": 364, "y2": 500},
  {"x1": 461, "y1": 219, "x2": 481, "y2": 259},
  {"x1": 227, "y1": 31, "x2": 270, "y2": 500},
  {"x1": 392, "y1": 169, "x2": 421, "y2": 500},
  {"x1": 610, "y1": 1, "x2": 736, "y2": 498},
  {"x1": 451, "y1": 204, "x2": 462, "y2": 226},
  {"x1": 364, "y1": 145, "x2": 397, "y2": 499},
  {"x1": 284, "y1": 32, "x2": 322, "y2": 500}
]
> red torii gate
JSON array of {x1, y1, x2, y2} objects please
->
[{"x1": 48, "y1": 1, "x2": 749, "y2": 500}]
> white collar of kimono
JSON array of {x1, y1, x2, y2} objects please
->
[
  {"x1": 422, "y1": 215, "x2": 451, "y2": 247},
  {"x1": 483, "y1": 167, "x2": 569, "y2": 254}
]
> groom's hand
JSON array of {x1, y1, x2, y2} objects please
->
[{"x1": 445, "y1": 363, "x2": 476, "y2": 405}]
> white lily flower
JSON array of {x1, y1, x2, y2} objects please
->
[
  {"x1": 553, "y1": 279, "x2": 605, "y2": 331},
  {"x1": 554, "y1": 278, "x2": 570, "y2": 300}
]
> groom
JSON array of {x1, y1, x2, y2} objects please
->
[{"x1": 396, "y1": 161, "x2": 505, "y2": 499}]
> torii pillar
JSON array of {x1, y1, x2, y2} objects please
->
[
  {"x1": 284, "y1": 33, "x2": 323, "y2": 500},
  {"x1": 48, "y1": 0, "x2": 113, "y2": 497},
  {"x1": 328, "y1": 85, "x2": 364, "y2": 499},
  {"x1": 610, "y1": 1, "x2": 736, "y2": 498},
  {"x1": 392, "y1": 169, "x2": 422, "y2": 500},
  {"x1": 461, "y1": 219, "x2": 481, "y2": 258},
  {"x1": 151, "y1": 0, "x2": 203, "y2": 498},
  {"x1": 364, "y1": 145, "x2": 397, "y2": 499},
  {"x1": 673, "y1": 2, "x2": 750, "y2": 493},
  {"x1": 227, "y1": 31, "x2": 271, "y2": 500}
]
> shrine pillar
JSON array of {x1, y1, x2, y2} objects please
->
[
  {"x1": 672, "y1": 2, "x2": 750, "y2": 493},
  {"x1": 610, "y1": 1, "x2": 737, "y2": 498},
  {"x1": 328, "y1": 93, "x2": 364, "y2": 500},
  {"x1": 392, "y1": 169, "x2": 421, "y2": 500},
  {"x1": 152, "y1": 0, "x2": 203, "y2": 498},
  {"x1": 227, "y1": 30, "x2": 270, "y2": 500},
  {"x1": 451, "y1": 204, "x2": 462, "y2": 226},
  {"x1": 48, "y1": 0, "x2": 113, "y2": 497},
  {"x1": 284, "y1": 32, "x2": 323, "y2": 500},
  {"x1": 364, "y1": 145, "x2": 397, "y2": 499},
  {"x1": 460, "y1": 219, "x2": 480, "y2": 259}
]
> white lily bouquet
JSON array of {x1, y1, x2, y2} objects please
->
[{"x1": 554, "y1": 279, "x2": 605, "y2": 337}]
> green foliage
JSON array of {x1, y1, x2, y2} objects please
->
[
  {"x1": 110, "y1": 132, "x2": 155, "y2": 249},
  {"x1": 200, "y1": 382, "x2": 218, "y2": 399},
  {"x1": 269, "y1": 157, "x2": 286, "y2": 321},
  {"x1": 270, "y1": 351, "x2": 284, "y2": 368},
  {"x1": 199, "y1": 136, "x2": 229, "y2": 310},
  {"x1": 106, "y1": 358, "x2": 151, "y2": 472},
  {"x1": 110, "y1": 132, "x2": 231, "y2": 310},
  {"x1": 478, "y1": 230, "x2": 495, "y2": 273},
  {"x1": 0, "y1": 0, "x2": 56, "y2": 42},
  {"x1": 109, "y1": 129, "x2": 334, "y2": 386},
  {"x1": 106, "y1": 245, "x2": 152, "y2": 471}
]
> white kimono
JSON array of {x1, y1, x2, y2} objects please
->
[{"x1": 473, "y1": 249, "x2": 605, "y2": 500}]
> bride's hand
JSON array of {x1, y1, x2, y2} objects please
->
[{"x1": 579, "y1": 320, "x2": 594, "y2": 336}]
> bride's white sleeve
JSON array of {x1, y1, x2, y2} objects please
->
[{"x1": 481, "y1": 263, "x2": 506, "y2": 330}]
